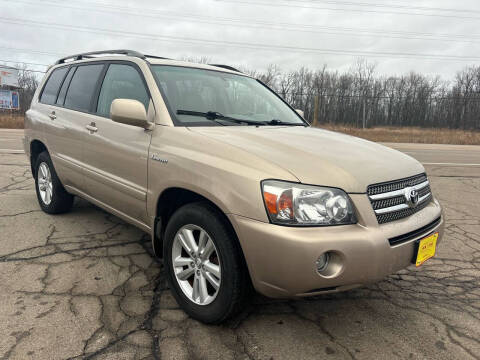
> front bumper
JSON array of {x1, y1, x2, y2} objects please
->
[{"x1": 228, "y1": 194, "x2": 444, "y2": 298}]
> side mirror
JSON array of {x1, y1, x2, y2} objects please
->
[
  {"x1": 110, "y1": 99, "x2": 152, "y2": 129},
  {"x1": 295, "y1": 109, "x2": 304, "y2": 118}
]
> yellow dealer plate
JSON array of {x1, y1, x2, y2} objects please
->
[{"x1": 415, "y1": 232, "x2": 438, "y2": 267}]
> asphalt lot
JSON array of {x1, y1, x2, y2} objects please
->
[
  {"x1": 0, "y1": 129, "x2": 479, "y2": 359},
  {"x1": 0, "y1": 130, "x2": 24, "y2": 153}
]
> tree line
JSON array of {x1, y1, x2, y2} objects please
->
[
  {"x1": 10, "y1": 59, "x2": 480, "y2": 130},
  {"x1": 252, "y1": 59, "x2": 480, "y2": 130}
]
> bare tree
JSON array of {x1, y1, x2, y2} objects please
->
[
  {"x1": 180, "y1": 56, "x2": 212, "y2": 64},
  {"x1": 15, "y1": 64, "x2": 39, "y2": 113}
]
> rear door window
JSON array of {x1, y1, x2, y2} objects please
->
[
  {"x1": 96, "y1": 64, "x2": 149, "y2": 118},
  {"x1": 40, "y1": 67, "x2": 69, "y2": 105},
  {"x1": 64, "y1": 64, "x2": 104, "y2": 112}
]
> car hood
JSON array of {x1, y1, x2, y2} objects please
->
[{"x1": 188, "y1": 126, "x2": 425, "y2": 193}]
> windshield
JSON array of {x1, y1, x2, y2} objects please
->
[{"x1": 151, "y1": 65, "x2": 305, "y2": 126}]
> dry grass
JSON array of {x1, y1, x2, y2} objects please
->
[
  {"x1": 319, "y1": 124, "x2": 480, "y2": 145},
  {"x1": 0, "y1": 113, "x2": 24, "y2": 129},
  {"x1": 1, "y1": 113, "x2": 478, "y2": 145}
]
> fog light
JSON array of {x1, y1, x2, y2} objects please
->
[{"x1": 316, "y1": 253, "x2": 330, "y2": 272}]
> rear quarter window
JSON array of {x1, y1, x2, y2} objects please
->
[
  {"x1": 64, "y1": 64, "x2": 104, "y2": 112},
  {"x1": 39, "y1": 67, "x2": 69, "y2": 105},
  {"x1": 56, "y1": 67, "x2": 76, "y2": 106}
]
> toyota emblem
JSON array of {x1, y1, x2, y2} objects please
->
[{"x1": 405, "y1": 187, "x2": 419, "y2": 208}]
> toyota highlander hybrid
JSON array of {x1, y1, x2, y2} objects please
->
[{"x1": 24, "y1": 50, "x2": 444, "y2": 323}]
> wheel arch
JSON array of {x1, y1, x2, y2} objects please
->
[
  {"x1": 30, "y1": 139, "x2": 48, "y2": 176},
  {"x1": 153, "y1": 187, "x2": 238, "y2": 258}
]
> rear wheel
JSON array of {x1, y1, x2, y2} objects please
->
[
  {"x1": 164, "y1": 202, "x2": 250, "y2": 324},
  {"x1": 34, "y1": 151, "x2": 74, "y2": 214}
]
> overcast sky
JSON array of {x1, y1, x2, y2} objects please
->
[{"x1": 2, "y1": 0, "x2": 480, "y2": 80}]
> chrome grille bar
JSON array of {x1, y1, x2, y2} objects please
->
[
  {"x1": 374, "y1": 193, "x2": 431, "y2": 214},
  {"x1": 369, "y1": 180, "x2": 429, "y2": 200}
]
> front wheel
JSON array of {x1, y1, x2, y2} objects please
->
[{"x1": 164, "y1": 202, "x2": 250, "y2": 324}]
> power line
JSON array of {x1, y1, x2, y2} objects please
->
[
  {"x1": 280, "y1": 92, "x2": 480, "y2": 101},
  {"x1": 2, "y1": 19, "x2": 480, "y2": 62},
  {"x1": 0, "y1": 46, "x2": 63, "y2": 57},
  {"x1": 0, "y1": 59, "x2": 50, "y2": 67},
  {"x1": 2, "y1": 15, "x2": 480, "y2": 47},
  {"x1": 29, "y1": 0, "x2": 480, "y2": 19},
  {"x1": 3, "y1": 0, "x2": 480, "y2": 44},
  {"x1": 282, "y1": 0, "x2": 480, "y2": 15},
  {"x1": 214, "y1": 0, "x2": 480, "y2": 21},
  {"x1": 0, "y1": 61, "x2": 46, "y2": 73}
]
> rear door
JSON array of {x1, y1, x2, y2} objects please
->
[
  {"x1": 82, "y1": 62, "x2": 152, "y2": 224},
  {"x1": 49, "y1": 63, "x2": 105, "y2": 192},
  {"x1": 37, "y1": 65, "x2": 86, "y2": 190}
]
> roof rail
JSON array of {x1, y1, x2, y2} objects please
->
[
  {"x1": 54, "y1": 51, "x2": 241, "y2": 73},
  {"x1": 144, "y1": 54, "x2": 171, "y2": 60},
  {"x1": 55, "y1": 49, "x2": 146, "y2": 64},
  {"x1": 209, "y1": 64, "x2": 242, "y2": 73}
]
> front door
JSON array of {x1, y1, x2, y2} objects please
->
[{"x1": 82, "y1": 62, "x2": 152, "y2": 224}]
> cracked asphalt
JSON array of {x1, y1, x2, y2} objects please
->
[{"x1": 0, "y1": 132, "x2": 479, "y2": 359}]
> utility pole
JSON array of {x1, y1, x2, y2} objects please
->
[
  {"x1": 313, "y1": 94, "x2": 319, "y2": 127},
  {"x1": 362, "y1": 98, "x2": 366, "y2": 129}
]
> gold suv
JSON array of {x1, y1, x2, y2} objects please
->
[{"x1": 24, "y1": 50, "x2": 444, "y2": 323}]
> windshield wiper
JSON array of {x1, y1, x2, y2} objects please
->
[
  {"x1": 267, "y1": 119, "x2": 307, "y2": 126},
  {"x1": 177, "y1": 110, "x2": 266, "y2": 126}
]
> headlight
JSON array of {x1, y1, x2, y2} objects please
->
[{"x1": 262, "y1": 180, "x2": 357, "y2": 226}]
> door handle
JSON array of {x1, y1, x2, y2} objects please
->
[
  {"x1": 49, "y1": 111, "x2": 56, "y2": 120},
  {"x1": 86, "y1": 123, "x2": 98, "y2": 133}
]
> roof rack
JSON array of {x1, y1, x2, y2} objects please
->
[
  {"x1": 209, "y1": 64, "x2": 242, "y2": 73},
  {"x1": 55, "y1": 49, "x2": 146, "y2": 64},
  {"x1": 54, "y1": 50, "x2": 241, "y2": 74},
  {"x1": 144, "y1": 54, "x2": 171, "y2": 60}
]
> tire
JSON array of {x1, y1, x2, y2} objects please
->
[
  {"x1": 164, "y1": 202, "x2": 250, "y2": 324},
  {"x1": 34, "y1": 151, "x2": 74, "y2": 214}
]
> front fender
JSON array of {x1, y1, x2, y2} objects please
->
[{"x1": 146, "y1": 126, "x2": 298, "y2": 223}]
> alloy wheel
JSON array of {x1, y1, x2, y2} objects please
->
[
  {"x1": 171, "y1": 224, "x2": 221, "y2": 305},
  {"x1": 38, "y1": 162, "x2": 53, "y2": 205}
]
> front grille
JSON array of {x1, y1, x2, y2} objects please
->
[{"x1": 367, "y1": 173, "x2": 433, "y2": 224}]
